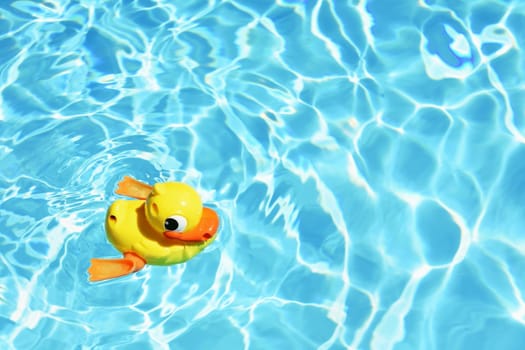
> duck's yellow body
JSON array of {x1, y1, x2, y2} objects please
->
[
  {"x1": 88, "y1": 176, "x2": 219, "y2": 282},
  {"x1": 106, "y1": 199, "x2": 215, "y2": 266}
]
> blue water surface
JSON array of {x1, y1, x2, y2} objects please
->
[{"x1": 1, "y1": 0, "x2": 525, "y2": 349}]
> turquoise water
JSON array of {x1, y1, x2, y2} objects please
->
[{"x1": 1, "y1": 0, "x2": 525, "y2": 348}]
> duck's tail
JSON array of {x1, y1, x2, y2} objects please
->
[{"x1": 88, "y1": 252, "x2": 146, "y2": 282}]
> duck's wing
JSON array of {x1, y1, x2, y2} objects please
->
[{"x1": 115, "y1": 176, "x2": 153, "y2": 200}]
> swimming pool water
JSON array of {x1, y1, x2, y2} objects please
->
[{"x1": 1, "y1": 0, "x2": 525, "y2": 349}]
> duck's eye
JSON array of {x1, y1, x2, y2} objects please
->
[{"x1": 164, "y1": 215, "x2": 187, "y2": 232}]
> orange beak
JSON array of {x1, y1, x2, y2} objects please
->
[{"x1": 163, "y1": 207, "x2": 219, "y2": 242}]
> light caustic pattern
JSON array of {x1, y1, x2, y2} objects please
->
[{"x1": 0, "y1": 0, "x2": 525, "y2": 349}]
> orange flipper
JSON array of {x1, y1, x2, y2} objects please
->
[
  {"x1": 88, "y1": 252, "x2": 146, "y2": 282},
  {"x1": 115, "y1": 176, "x2": 153, "y2": 200}
]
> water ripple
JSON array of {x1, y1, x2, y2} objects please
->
[{"x1": 1, "y1": 0, "x2": 525, "y2": 349}]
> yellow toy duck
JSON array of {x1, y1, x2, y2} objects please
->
[{"x1": 88, "y1": 176, "x2": 219, "y2": 282}]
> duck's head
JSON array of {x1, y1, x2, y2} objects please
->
[{"x1": 145, "y1": 182, "x2": 218, "y2": 242}]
